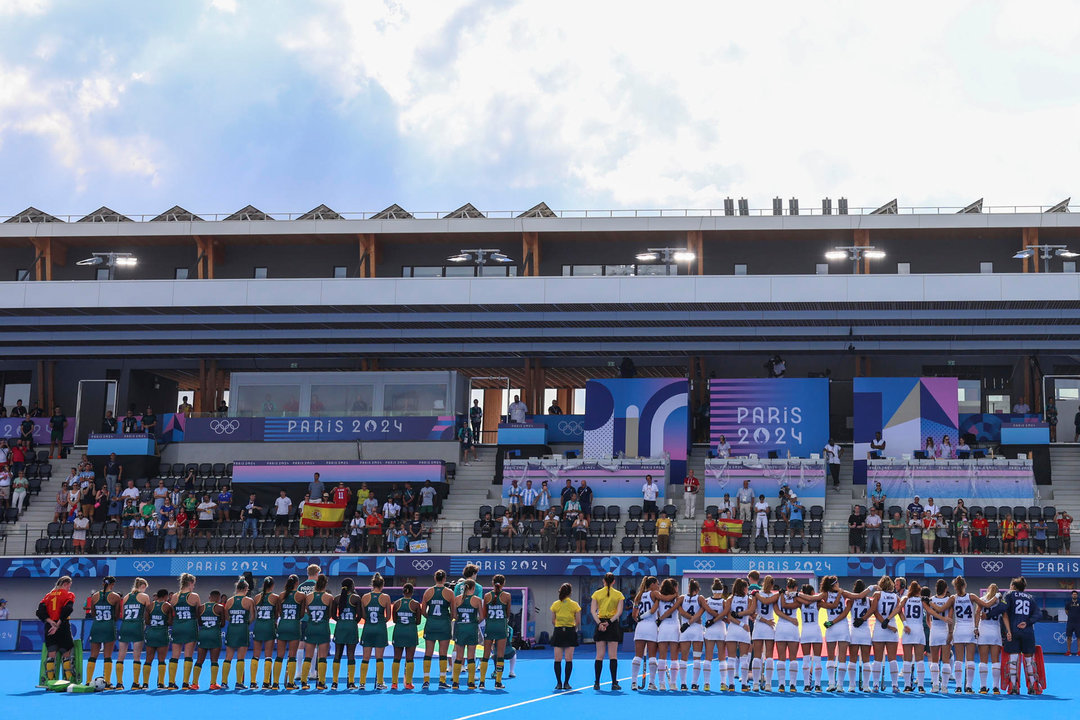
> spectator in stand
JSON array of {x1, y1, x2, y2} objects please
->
[
  {"x1": 576, "y1": 479, "x2": 593, "y2": 519},
  {"x1": 19, "y1": 418, "x2": 35, "y2": 452},
  {"x1": 1058, "y1": 511, "x2": 1073, "y2": 555},
  {"x1": 72, "y1": 508, "x2": 89, "y2": 551},
  {"x1": 130, "y1": 514, "x2": 147, "y2": 551},
  {"x1": 29, "y1": 403, "x2": 43, "y2": 417},
  {"x1": 714, "y1": 434, "x2": 731, "y2": 458},
  {"x1": 469, "y1": 399, "x2": 483, "y2": 442},
  {"x1": 10, "y1": 441, "x2": 26, "y2": 475},
  {"x1": 153, "y1": 479, "x2": 168, "y2": 513},
  {"x1": 869, "y1": 431, "x2": 886, "y2": 458},
  {"x1": 10, "y1": 399, "x2": 26, "y2": 417},
  {"x1": 906, "y1": 495, "x2": 924, "y2": 522},
  {"x1": 79, "y1": 481, "x2": 94, "y2": 520},
  {"x1": 356, "y1": 482, "x2": 370, "y2": 508},
  {"x1": 107, "y1": 487, "x2": 122, "y2": 523},
  {"x1": 735, "y1": 480, "x2": 753, "y2": 522},
  {"x1": 332, "y1": 480, "x2": 351, "y2": 508},
  {"x1": 348, "y1": 511, "x2": 365, "y2": 551},
  {"x1": 500, "y1": 509, "x2": 517, "y2": 539},
  {"x1": 478, "y1": 512, "x2": 495, "y2": 551},
  {"x1": 907, "y1": 511, "x2": 922, "y2": 552},
  {"x1": 719, "y1": 492, "x2": 734, "y2": 517},
  {"x1": 177, "y1": 396, "x2": 193, "y2": 414},
  {"x1": 953, "y1": 498, "x2": 968, "y2": 519},
  {"x1": 241, "y1": 494, "x2": 262, "y2": 537},
  {"x1": 956, "y1": 511, "x2": 972, "y2": 553},
  {"x1": 382, "y1": 495, "x2": 401, "y2": 528},
  {"x1": 140, "y1": 406, "x2": 157, "y2": 452},
  {"x1": 824, "y1": 438, "x2": 842, "y2": 491},
  {"x1": 920, "y1": 511, "x2": 936, "y2": 554},
  {"x1": 365, "y1": 510, "x2": 383, "y2": 551},
  {"x1": 163, "y1": 512, "x2": 179, "y2": 553},
  {"x1": 1046, "y1": 399, "x2": 1058, "y2": 442},
  {"x1": 101, "y1": 410, "x2": 117, "y2": 434},
  {"x1": 521, "y1": 480, "x2": 538, "y2": 520},
  {"x1": 418, "y1": 480, "x2": 437, "y2": 520},
  {"x1": 11, "y1": 470, "x2": 28, "y2": 516},
  {"x1": 641, "y1": 475, "x2": 659, "y2": 521},
  {"x1": 1016, "y1": 518, "x2": 1030, "y2": 554},
  {"x1": 870, "y1": 481, "x2": 886, "y2": 514},
  {"x1": 197, "y1": 494, "x2": 217, "y2": 538},
  {"x1": 541, "y1": 509, "x2": 559, "y2": 551},
  {"x1": 923, "y1": 436, "x2": 938, "y2": 458},
  {"x1": 1074, "y1": 410, "x2": 1080, "y2": 443},
  {"x1": 956, "y1": 436, "x2": 971, "y2": 455},
  {"x1": 1033, "y1": 517, "x2": 1048, "y2": 554},
  {"x1": 889, "y1": 511, "x2": 906, "y2": 553},
  {"x1": 458, "y1": 422, "x2": 477, "y2": 464},
  {"x1": 572, "y1": 513, "x2": 588, "y2": 552},
  {"x1": 547, "y1": 398, "x2": 563, "y2": 415},
  {"x1": 508, "y1": 395, "x2": 528, "y2": 424},
  {"x1": 1012, "y1": 397, "x2": 1030, "y2": 414},
  {"x1": 1001, "y1": 512, "x2": 1017, "y2": 554},
  {"x1": 936, "y1": 513, "x2": 952, "y2": 553},
  {"x1": 971, "y1": 510, "x2": 988, "y2": 553},
  {"x1": 656, "y1": 511, "x2": 673, "y2": 552},
  {"x1": 563, "y1": 492, "x2": 582, "y2": 522},
  {"x1": 940, "y1": 435, "x2": 955, "y2": 459},
  {"x1": 560, "y1": 479, "x2": 575, "y2": 508},
  {"x1": 786, "y1": 494, "x2": 805, "y2": 539},
  {"x1": 391, "y1": 521, "x2": 408, "y2": 552},
  {"x1": 683, "y1": 469, "x2": 699, "y2": 519},
  {"x1": 536, "y1": 480, "x2": 551, "y2": 516},
  {"x1": 507, "y1": 479, "x2": 522, "y2": 517},
  {"x1": 848, "y1": 505, "x2": 865, "y2": 552},
  {"x1": 121, "y1": 498, "x2": 139, "y2": 535},
  {"x1": 103, "y1": 453, "x2": 122, "y2": 498},
  {"x1": 273, "y1": 490, "x2": 292, "y2": 536},
  {"x1": 121, "y1": 409, "x2": 138, "y2": 434},
  {"x1": 407, "y1": 512, "x2": 425, "y2": 546},
  {"x1": 48, "y1": 406, "x2": 66, "y2": 459},
  {"x1": 308, "y1": 473, "x2": 324, "y2": 504},
  {"x1": 0, "y1": 439, "x2": 8, "y2": 468},
  {"x1": 362, "y1": 492, "x2": 378, "y2": 517},
  {"x1": 754, "y1": 494, "x2": 770, "y2": 539},
  {"x1": 865, "y1": 506, "x2": 883, "y2": 553},
  {"x1": 0, "y1": 467, "x2": 9, "y2": 514}
]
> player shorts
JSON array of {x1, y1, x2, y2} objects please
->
[
  {"x1": 726, "y1": 623, "x2": 751, "y2": 645},
  {"x1": 594, "y1": 621, "x2": 622, "y2": 644},
  {"x1": 929, "y1": 623, "x2": 950, "y2": 647},
  {"x1": 848, "y1": 622, "x2": 872, "y2": 646},
  {"x1": 45, "y1": 625, "x2": 75, "y2": 652},
  {"x1": 552, "y1": 627, "x2": 578, "y2": 648},
  {"x1": 1003, "y1": 629, "x2": 1036, "y2": 655},
  {"x1": 902, "y1": 625, "x2": 926, "y2": 646},
  {"x1": 679, "y1": 623, "x2": 703, "y2": 643},
  {"x1": 657, "y1": 620, "x2": 680, "y2": 644},
  {"x1": 774, "y1": 620, "x2": 800, "y2": 644},
  {"x1": 703, "y1": 620, "x2": 726, "y2": 643},
  {"x1": 977, "y1": 622, "x2": 1001, "y2": 646},
  {"x1": 824, "y1": 621, "x2": 850, "y2": 643},
  {"x1": 800, "y1": 623, "x2": 823, "y2": 645},
  {"x1": 1066, "y1": 623, "x2": 1080, "y2": 639},
  {"x1": 872, "y1": 623, "x2": 899, "y2": 646},
  {"x1": 952, "y1": 623, "x2": 975, "y2": 644},
  {"x1": 633, "y1": 617, "x2": 658, "y2": 643},
  {"x1": 751, "y1": 621, "x2": 775, "y2": 641}
]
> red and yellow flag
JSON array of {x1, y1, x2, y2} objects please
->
[{"x1": 300, "y1": 501, "x2": 346, "y2": 528}]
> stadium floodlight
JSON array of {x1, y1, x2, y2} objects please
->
[
  {"x1": 634, "y1": 247, "x2": 695, "y2": 275},
  {"x1": 76, "y1": 251, "x2": 138, "y2": 279},
  {"x1": 1012, "y1": 244, "x2": 1078, "y2": 272},
  {"x1": 825, "y1": 246, "x2": 886, "y2": 273},
  {"x1": 446, "y1": 248, "x2": 513, "y2": 267}
]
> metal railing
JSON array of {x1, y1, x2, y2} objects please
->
[{"x1": 3, "y1": 204, "x2": 1077, "y2": 224}]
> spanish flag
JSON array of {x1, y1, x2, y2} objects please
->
[{"x1": 300, "y1": 501, "x2": 346, "y2": 528}]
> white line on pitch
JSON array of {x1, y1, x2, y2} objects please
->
[{"x1": 450, "y1": 676, "x2": 634, "y2": 720}]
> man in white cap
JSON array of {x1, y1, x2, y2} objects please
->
[{"x1": 786, "y1": 493, "x2": 805, "y2": 540}]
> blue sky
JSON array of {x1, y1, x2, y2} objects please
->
[{"x1": 1, "y1": 0, "x2": 1078, "y2": 219}]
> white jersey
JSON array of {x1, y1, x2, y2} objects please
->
[
  {"x1": 901, "y1": 595, "x2": 925, "y2": 644},
  {"x1": 726, "y1": 594, "x2": 751, "y2": 643},
  {"x1": 928, "y1": 595, "x2": 951, "y2": 646},
  {"x1": 800, "y1": 601, "x2": 822, "y2": 643},
  {"x1": 849, "y1": 596, "x2": 873, "y2": 644},
  {"x1": 657, "y1": 597, "x2": 680, "y2": 642},
  {"x1": 680, "y1": 594, "x2": 704, "y2": 642},
  {"x1": 633, "y1": 591, "x2": 658, "y2": 642},
  {"x1": 774, "y1": 592, "x2": 800, "y2": 642},
  {"x1": 703, "y1": 595, "x2": 727, "y2": 642},
  {"x1": 752, "y1": 591, "x2": 777, "y2": 640},
  {"x1": 977, "y1": 597, "x2": 1002, "y2": 646},
  {"x1": 873, "y1": 591, "x2": 900, "y2": 641},
  {"x1": 953, "y1": 593, "x2": 976, "y2": 643},
  {"x1": 823, "y1": 591, "x2": 849, "y2": 641}
]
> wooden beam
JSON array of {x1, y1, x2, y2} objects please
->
[
  {"x1": 853, "y1": 228, "x2": 870, "y2": 274},
  {"x1": 358, "y1": 234, "x2": 378, "y2": 278},
  {"x1": 30, "y1": 237, "x2": 66, "y2": 281},
  {"x1": 1022, "y1": 227, "x2": 1038, "y2": 273},
  {"x1": 686, "y1": 230, "x2": 703, "y2": 275},
  {"x1": 522, "y1": 232, "x2": 540, "y2": 276}
]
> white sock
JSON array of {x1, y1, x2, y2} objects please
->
[
  {"x1": 740, "y1": 655, "x2": 750, "y2": 686},
  {"x1": 751, "y1": 658, "x2": 762, "y2": 686},
  {"x1": 295, "y1": 647, "x2": 305, "y2": 677},
  {"x1": 727, "y1": 658, "x2": 736, "y2": 687},
  {"x1": 675, "y1": 658, "x2": 684, "y2": 687},
  {"x1": 826, "y1": 660, "x2": 835, "y2": 687},
  {"x1": 657, "y1": 659, "x2": 667, "y2": 688},
  {"x1": 787, "y1": 659, "x2": 797, "y2": 685},
  {"x1": 670, "y1": 659, "x2": 679, "y2": 687},
  {"x1": 692, "y1": 657, "x2": 702, "y2": 686},
  {"x1": 941, "y1": 662, "x2": 952, "y2": 690},
  {"x1": 930, "y1": 664, "x2": 940, "y2": 689},
  {"x1": 868, "y1": 660, "x2": 879, "y2": 689},
  {"x1": 991, "y1": 663, "x2": 1000, "y2": 690},
  {"x1": 804, "y1": 656, "x2": 813, "y2": 686},
  {"x1": 953, "y1": 660, "x2": 962, "y2": 688},
  {"x1": 765, "y1": 658, "x2": 774, "y2": 687},
  {"x1": 1008, "y1": 657, "x2": 1018, "y2": 687},
  {"x1": 631, "y1": 656, "x2": 642, "y2": 685},
  {"x1": 648, "y1": 657, "x2": 658, "y2": 685},
  {"x1": 979, "y1": 660, "x2": 988, "y2": 688},
  {"x1": 916, "y1": 661, "x2": 925, "y2": 687},
  {"x1": 889, "y1": 660, "x2": 899, "y2": 688},
  {"x1": 965, "y1": 661, "x2": 975, "y2": 689},
  {"x1": 509, "y1": 655, "x2": 516, "y2": 675}
]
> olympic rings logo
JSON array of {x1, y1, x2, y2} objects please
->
[
  {"x1": 412, "y1": 559, "x2": 434, "y2": 571},
  {"x1": 557, "y1": 421, "x2": 583, "y2": 435},
  {"x1": 981, "y1": 560, "x2": 1004, "y2": 573},
  {"x1": 693, "y1": 559, "x2": 717, "y2": 570},
  {"x1": 132, "y1": 560, "x2": 156, "y2": 572},
  {"x1": 209, "y1": 420, "x2": 240, "y2": 435},
  {"x1": 1054, "y1": 632, "x2": 1066, "y2": 644}
]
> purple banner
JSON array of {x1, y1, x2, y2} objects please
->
[
  {"x1": 183, "y1": 416, "x2": 456, "y2": 443},
  {"x1": 0, "y1": 416, "x2": 75, "y2": 445},
  {"x1": 231, "y1": 459, "x2": 446, "y2": 485}
]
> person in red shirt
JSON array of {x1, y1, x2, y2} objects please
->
[
  {"x1": 37, "y1": 576, "x2": 76, "y2": 680},
  {"x1": 972, "y1": 511, "x2": 989, "y2": 554},
  {"x1": 1058, "y1": 511, "x2": 1073, "y2": 555},
  {"x1": 365, "y1": 511, "x2": 383, "y2": 553},
  {"x1": 332, "y1": 481, "x2": 350, "y2": 507},
  {"x1": 683, "y1": 470, "x2": 700, "y2": 519}
]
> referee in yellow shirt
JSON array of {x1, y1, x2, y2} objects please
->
[
  {"x1": 591, "y1": 572, "x2": 626, "y2": 690},
  {"x1": 550, "y1": 583, "x2": 581, "y2": 691}
]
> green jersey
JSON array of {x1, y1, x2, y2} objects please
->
[
  {"x1": 454, "y1": 596, "x2": 480, "y2": 646},
  {"x1": 276, "y1": 591, "x2": 302, "y2": 641},
  {"x1": 89, "y1": 590, "x2": 117, "y2": 643},
  {"x1": 454, "y1": 579, "x2": 483, "y2": 597},
  {"x1": 484, "y1": 592, "x2": 509, "y2": 640},
  {"x1": 360, "y1": 592, "x2": 388, "y2": 648},
  {"x1": 424, "y1": 586, "x2": 452, "y2": 641},
  {"x1": 118, "y1": 592, "x2": 145, "y2": 643},
  {"x1": 333, "y1": 594, "x2": 360, "y2": 645},
  {"x1": 225, "y1": 596, "x2": 251, "y2": 649},
  {"x1": 304, "y1": 593, "x2": 331, "y2": 644},
  {"x1": 298, "y1": 578, "x2": 316, "y2": 621},
  {"x1": 253, "y1": 592, "x2": 277, "y2": 642},
  {"x1": 392, "y1": 598, "x2": 419, "y2": 648},
  {"x1": 198, "y1": 602, "x2": 223, "y2": 650},
  {"x1": 145, "y1": 601, "x2": 170, "y2": 647},
  {"x1": 171, "y1": 591, "x2": 198, "y2": 643}
]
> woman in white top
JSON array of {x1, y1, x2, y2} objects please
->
[
  {"x1": 724, "y1": 578, "x2": 753, "y2": 692},
  {"x1": 924, "y1": 436, "x2": 938, "y2": 458},
  {"x1": 630, "y1": 576, "x2": 659, "y2": 691},
  {"x1": 925, "y1": 578, "x2": 955, "y2": 693},
  {"x1": 950, "y1": 576, "x2": 996, "y2": 694},
  {"x1": 774, "y1": 579, "x2": 802, "y2": 692},
  {"x1": 750, "y1": 575, "x2": 780, "y2": 690},
  {"x1": 701, "y1": 578, "x2": 728, "y2": 692},
  {"x1": 846, "y1": 580, "x2": 875, "y2": 691},
  {"x1": 870, "y1": 576, "x2": 903, "y2": 692},
  {"x1": 653, "y1": 578, "x2": 682, "y2": 691},
  {"x1": 900, "y1": 581, "x2": 927, "y2": 692},
  {"x1": 819, "y1": 576, "x2": 865, "y2": 692},
  {"x1": 940, "y1": 435, "x2": 954, "y2": 459},
  {"x1": 677, "y1": 580, "x2": 705, "y2": 691},
  {"x1": 974, "y1": 583, "x2": 1002, "y2": 694},
  {"x1": 798, "y1": 584, "x2": 826, "y2": 691}
]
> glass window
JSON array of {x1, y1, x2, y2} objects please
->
[
  {"x1": 175, "y1": 267, "x2": 189, "y2": 279},
  {"x1": 986, "y1": 394, "x2": 1010, "y2": 414},
  {"x1": 444, "y1": 265, "x2": 475, "y2": 277},
  {"x1": 311, "y1": 384, "x2": 374, "y2": 416},
  {"x1": 95, "y1": 268, "x2": 110, "y2": 281},
  {"x1": 571, "y1": 265, "x2": 603, "y2": 276},
  {"x1": 572, "y1": 388, "x2": 586, "y2": 415},
  {"x1": 897, "y1": 262, "x2": 911, "y2": 274},
  {"x1": 253, "y1": 267, "x2": 268, "y2": 279},
  {"x1": 333, "y1": 266, "x2": 347, "y2": 278},
  {"x1": 957, "y1": 380, "x2": 981, "y2": 414},
  {"x1": 1064, "y1": 261, "x2": 1077, "y2": 273},
  {"x1": 480, "y1": 265, "x2": 512, "y2": 276},
  {"x1": 816, "y1": 263, "x2": 829, "y2": 275},
  {"x1": 636, "y1": 263, "x2": 673, "y2": 276},
  {"x1": 383, "y1": 383, "x2": 449, "y2": 415},
  {"x1": 734, "y1": 264, "x2": 748, "y2": 275},
  {"x1": 14, "y1": 268, "x2": 28, "y2": 281},
  {"x1": 411, "y1": 266, "x2": 442, "y2": 277},
  {"x1": 234, "y1": 384, "x2": 301, "y2": 417},
  {"x1": 604, "y1": 264, "x2": 635, "y2": 276},
  {"x1": 562, "y1": 265, "x2": 573, "y2": 276},
  {"x1": 980, "y1": 262, "x2": 993, "y2": 274}
]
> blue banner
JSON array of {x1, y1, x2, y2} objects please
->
[
  {"x1": 183, "y1": 415, "x2": 457, "y2": 443},
  {"x1": 531, "y1": 415, "x2": 585, "y2": 443},
  {"x1": 709, "y1": 378, "x2": 830, "y2": 458},
  {"x1": 0, "y1": 620, "x2": 17, "y2": 651}
]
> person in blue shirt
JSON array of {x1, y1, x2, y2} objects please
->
[
  {"x1": 1065, "y1": 591, "x2": 1080, "y2": 657},
  {"x1": 785, "y1": 495, "x2": 805, "y2": 540},
  {"x1": 1001, "y1": 576, "x2": 1039, "y2": 694}
]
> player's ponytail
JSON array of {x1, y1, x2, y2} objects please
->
[
  {"x1": 492, "y1": 574, "x2": 505, "y2": 596},
  {"x1": 435, "y1": 569, "x2": 446, "y2": 584},
  {"x1": 315, "y1": 574, "x2": 328, "y2": 593},
  {"x1": 338, "y1": 577, "x2": 354, "y2": 611},
  {"x1": 711, "y1": 578, "x2": 726, "y2": 595},
  {"x1": 953, "y1": 576, "x2": 967, "y2": 594},
  {"x1": 56, "y1": 575, "x2": 72, "y2": 589},
  {"x1": 372, "y1": 572, "x2": 385, "y2": 590},
  {"x1": 178, "y1": 572, "x2": 195, "y2": 591},
  {"x1": 131, "y1": 577, "x2": 147, "y2": 594},
  {"x1": 633, "y1": 576, "x2": 657, "y2": 606},
  {"x1": 687, "y1": 579, "x2": 699, "y2": 597},
  {"x1": 935, "y1": 578, "x2": 947, "y2": 595},
  {"x1": 558, "y1": 583, "x2": 572, "y2": 601},
  {"x1": 853, "y1": 579, "x2": 865, "y2": 594},
  {"x1": 282, "y1": 574, "x2": 299, "y2": 597},
  {"x1": 260, "y1": 576, "x2": 274, "y2": 597},
  {"x1": 402, "y1": 582, "x2": 414, "y2": 598},
  {"x1": 235, "y1": 576, "x2": 248, "y2": 593},
  {"x1": 603, "y1": 572, "x2": 615, "y2": 597}
]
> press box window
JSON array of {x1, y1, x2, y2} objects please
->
[
  {"x1": 175, "y1": 267, "x2": 189, "y2": 279},
  {"x1": 333, "y1": 266, "x2": 347, "y2": 278},
  {"x1": 253, "y1": 267, "x2": 268, "y2": 279}
]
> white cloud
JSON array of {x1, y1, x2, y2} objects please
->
[
  {"x1": 209, "y1": 0, "x2": 237, "y2": 14},
  {"x1": 0, "y1": 0, "x2": 50, "y2": 16},
  {"x1": 283, "y1": 0, "x2": 1080, "y2": 209}
]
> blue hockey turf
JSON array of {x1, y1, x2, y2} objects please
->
[{"x1": 4, "y1": 652, "x2": 1078, "y2": 718}]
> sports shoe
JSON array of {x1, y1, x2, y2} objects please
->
[
  {"x1": 903, "y1": 686, "x2": 913, "y2": 693},
  {"x1": 405, "y1": 683, "x2": 415, "y2": 690},
  {"x1": 494, "y1": 682, "x2": 505, "y2": 690},
  {"x1": 648, "y1": 683, "x2": 658, "y2": 691},
  {"x1": 703, "y1": 683, "x2": 710, "y2": 692},
  {"x1": 209, "y1": 683, "x2": 221, "y2": 690},
  {"x1": 611, "y1": 681, "x2": 621, "y2": 691},
  {"x1": 167, "y1": 683, "x2": 179, "y2": 690},
  {"x1": 346, "y1": 683, "x2": 357, "y2": 690},
  {"x1": 508, "y1": 673, "x2": 516, "y2": 678},
  {"x1": 966, "y1": 686, "x2": 974, "y2": 694},
  {"x1": 376, "y1": 683, "x2": 387, "y2": 690},
  {"x1": 316, "y1": 683, "x2": 327, "y2": 691},
  {"x1": 631, "y1": 681, "x2": 638, "y2": 691},
  {"x1": 438, "y1": 681, "x2": 451, "y2": 690},
  {"x1": 690, "y1": 684, "x2": 698, "y2": 691},
  {"x1": 422, "y1": 680, "x2": 430, "y2": 689},
  {"x1": 300, "y1": 683, "x2": 310, "y2": 691},
  {"x1": 391, "y1": 682, "x2": 398, "y2": 690},
  {"x1": 453, "y1": 683, "x2": 461, "y2": 690},
  {"x1": 979, "y1": 686, "x2": 988, "y2": 694},
  {"x1": 188, "y1": 684, "x2": 199, "y2": 691},
  {"x1": 594, "y1": 681, "x2": 601, "y2": 690},
  {"x1": 993, "y1": 687, "x2": 1001, "y2": 694},
  {"x1": 680, "y1": 683, "x2": 688, "y2": 691}
]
